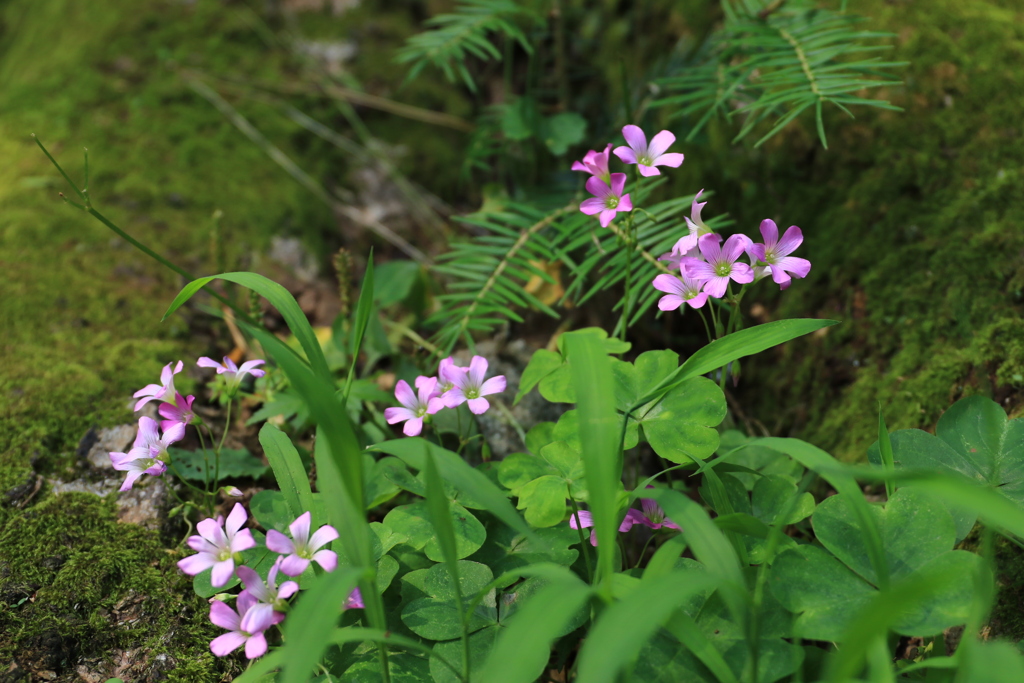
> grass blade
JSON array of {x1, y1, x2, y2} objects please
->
[
  {"x1": 258, "y1": 422, "x2": 315, "y2": 522},
  {"x1": 281, "y1": 567, "x2": 363, "y2": 683}
]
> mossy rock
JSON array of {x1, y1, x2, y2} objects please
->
[
  {"x1": 0, "y1": 493, "x2": 230, "y2": 681},
  {"x1": 672, "y1": 0, "x2": 1024, "y2": 462}
]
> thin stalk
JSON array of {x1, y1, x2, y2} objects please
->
[{"x1": 633, "y1": 533, "x2": 657, "y2": 569}]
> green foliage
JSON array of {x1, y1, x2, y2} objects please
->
[
  {"x1": 167, "y1": 447, "x2": 268, "y2": 482},
  {"x1": 396, "y1": 0, "x2": 541, "y2": 91},
  {"x1": 654, "y1": 0, "x2": 904, "y2": 148},
  {"x1": 771, "y1": 488, "x2": 982, "y2": 640}
]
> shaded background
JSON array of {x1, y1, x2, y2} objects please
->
[{"x1": 1, "y1": 0, "x2": 1023, "y2": 680}]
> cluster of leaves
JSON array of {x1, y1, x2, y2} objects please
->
[
  {"x1": 157, "y1": 261, "x2": 1024, "y2": 682},
  {"x1": 652, "y1": 0, "x2": 904, "y2": 148}
]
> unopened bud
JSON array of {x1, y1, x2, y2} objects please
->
[{"x1": 221, "y1": 486, "x2": 243, "y2": 498}]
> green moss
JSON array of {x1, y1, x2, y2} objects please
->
[
  {"x1": 0, "y1": 493, "x2": 231, "y2": 681},
  {"x1": 673, "y1": 0, "x2": 1024, "y2": 460}
]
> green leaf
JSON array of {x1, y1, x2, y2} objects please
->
[
  {"x1": 813, "y1": 488, "x2": 954, "y2": 585},
  {"x1": 364, "y1": 454, "x2": 402, "y2": 509},
  {"x1": 541, "y1": 112, "x2": 587, "y2": 156},
  {"x1": 514, "y1": 349, "x2": 562, "y2": 405},
  {"x1": 769, "y1": 488, "x2": 984, "y2": 640},
  {"x1": 383, "y1": 501, "x2": 485, "y2": 561},
  {"x1": 259, "y1": 423, "x2": 314, "y2": 521},
  {"x1": 611, "y1": 350, "x2": 679, "y2": 411},
  {"x1": 373, "y1": 438, "x2": 539, "y2": 545},
  {"x1": 430, "y1": 625, "x2": 498, "y2": 683},
  {"x1": 576, "y1": 569, "x2": 721, "y2": 683},
  {"x1": 281, "y1": 567, "x2": 363, "y2": 683},
  {"x1": 469, "y1": 515, "x2": 578, "y2": 587},
  {"x1": 168, "y1": 447, "x2": 268, "y2": 482},
  {"x1": 751, "y1": 475, "x2": 814, "y2": 526},
  {"x1": 475, "y1": 575, "x2": 592, "y2": 683},
  {"x1": 501, "y1": 97, "x2": 539, "y2": 141},
  {"x1": 564, "y1": 331, "x2": 622, "y2": 593},
  {"x1": 631, "y1": 630, "x2": 717, "y2": 683},
  {"x1": 250, "y1": 489, "x2": 294, "y2": 533},
  {"x1": 637, "y1": 319, "x2": 838, "y2": 407},
  {"x1": 637, "y1": 376, "x2": 727, "y2": 464},
  {"x1": 400, "y1": 561, "x2": 497, "y2": 640},
  {"x1": 343, "y1": 254, "x2": 374, "y2": 401},
  {"x1": 163, "y1": 271, "x2": 330, "y2": 379},
  {"x1": 374, "y1": 260, "x2": 421, "y2": 307}
]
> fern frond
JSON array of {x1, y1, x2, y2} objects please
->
[
  {"x1": 396, "y1": 0, "x2": 542, "y2": 92},
  {"x1": 654, "y1": 1, "x2": 905, "y2": 148},
  {"x1": 426, "y1": 202, "x2": 575, "y2": 354}
]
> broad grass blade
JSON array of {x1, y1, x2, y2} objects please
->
[
  {"x1": 259, "y1": 423, "x2": 314, "y2": 522},
  {"x1": 281, "y1": 567, "x2": 363, "y2": 683}
]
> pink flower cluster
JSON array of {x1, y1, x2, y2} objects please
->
[
  {"x1": 570, "y1": 490, "x2": 680, "y2": 547},
  {"x1": 652, "y1": 192, "x2": 812, "y2": 311},
  {"x1": 176, "y1": 504, "x2": 362, "y2": 659},
  {"x1": 112, "y1": 357, "x2": 265, "y2": 492},
  {"x1": 572, "y1": 125, "x2": 684, "y2": 227},
  {"x1": 384, "y1": 355, "x2": 506, "y2": 437}
]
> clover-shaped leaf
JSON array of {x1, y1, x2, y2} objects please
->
[
  {"x1": 515, "y1": 327, "x2": 630, "y2": 404},
  {"x1": 635, "y1": 376, "x2": 726, "y2": 464},
  {"x1": 400, "y1": 561, "x2": 497, "y2": 640},
  {"x1": 611, "y1": 350, "x2": 680, "y2": 411},
  {"x1": 470, "y1": 514, "x2": 579, "y2": 586},
  {"x1": 769, "y1": 488, "x2": 982, "y2": 640},
  {"x1": 498, "y1": 411, "x2": 601, "y2": 527},
  {"x1": 870, "y1": 396, "x2": 1024, "y2": 540},
  {"x1": 383, "y1": 501, "x2": 485, "y2": 561}
]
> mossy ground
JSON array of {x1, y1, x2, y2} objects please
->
[
  {"x1": 0, "y1": 0, "x2": 463, "y2": 678},
  {"x1": 670, "y1": 0, "x2": 1024, "y2": 463}
]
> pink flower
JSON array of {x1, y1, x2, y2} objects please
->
[
  {"x1": 197, "y1": 356, "x2": 266, "y2": 387},
  {"x1": 158, "y1": 393, "x2": 196, "y2": 432},
  {"x1": 571, "y1": 144, "x2": 613, "y2": 183},
  {"x1": 436, "y1": 357, "x2": 467, "y2": 396},
  {"x1": 683, "y1": 233, "x2": 754, "y2": 299},
  {"x1": 569, "y1": 495, "x2": 680, "y2": 546},
  {"x1": 652, "y1": 273, "x2": 709, "y2": 310},
  {"x1": 266, "y1": 511, "x2": 339, "y2": 576},
  {"x1": 237, "y1": 557, "x2": 299, "y2": 614},
  {"x1": 209, "y1": 591, "x2": 278, "y2": 659},
  {"x1": 110, "y1": 416, "x2": 183, "y2": 492},
  {"x1": 384, "y1": 376, "x2": 445, "y2": 437},
  {"x1": 133, "y1": 361, "x2": 183, "y2": 411},
  {"x1": 344, "y1": 587, "x2": 364, "y2": 610},
  {"x1": 620, "y1": 497, "x2": 681, "y2": 533},
  {"x1": 441, "y1": 356, "x2": 506, "y2": 415},
  {"x1": 580, "y1": 173, "x2": 632, "y2": 228},
  {"x1": 613, "y1": 125, "x2": 685, "y2": 177},
  {"x1": 747, "y1": 219, "x2": 811, "y2": 290},
  {"x1": 177, "y1": 503, "x2": 257, "y2": 587}
]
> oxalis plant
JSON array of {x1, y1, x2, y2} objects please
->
[{"x1": 35, "y1": 129, "x2": 1024, "y2": 683}]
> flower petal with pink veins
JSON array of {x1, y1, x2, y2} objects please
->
[
  {"x1": 584, "y1": 176, "x2": 612, "y2": 199},
  {"x1": 638, "y1": 164, "x2": 661, "y2": 177},
  {"x1": 569, "y1": 510, "x2": 594, "y2": 529},
  {"x1": 658, "y1": 295, "x2": 684, "y2": 311},
  {"x1": 384, "y1": 407, "x2": 417, "y2": 424},
  {"x1": 230, "y1": 529, "x2": 256, "y2": 554},
  {"x1": 776, "y1": 256, "x2": 811, "y2": 278},
  {"x1": 210, "y1": 600, "x2": 241, "y2": 630},
  {"x1": 312, "y1": 549, "x2": 338, "y2": 572},
  {"x1": 647, "y1": 130, "x2": 676, "y2": 157},
  {"x1": 467, "y1": 356, "x2": 489, "y2": 386},
  {"x1": 210, "y1": 631, "x2": 247, "y2": 657},
  {"x1": 279, "y1": 554, "x2": 310, "y2": 577},
  {"x1": 609, "y1": 173, "x2": 627, "y2": 196},
  {"x1": 685, "y1": 292, "x2": 709, "y2": 309},
  {"x1": 599, "y1": 209, "x2": 617, "y2": 228},
  {"x1": 655, "y1": 152, "x2": 684, "y2": 168},
  {"x1": 225, "y1": 503, "x2": 248, "y2": 536},
  {"x1": 177, "y1": 553, "x2": 217, "y2": 576},
  {"x1": 309, "y1": 525, "x2": 339, "y2": 552},
  {"x1": 467, "y1": 397, "x2": 491, "y2": 414},
  {"x1": 621, "y1": 124, "x2": 647, "y2": 152},
  {"x1": 211, "y1": 559, "x2": 235, "y2": 588},
  {"x1": 579, "y1": 197, "x2": 605, "y2": 215},
  {"x1": 775, "y1": 228, "x2": 805, "y2": 258},
  {"x1": 244, "y1": 632, "x2": 268, "y2": 659},
  {"x1": 479, "y1": 376, "x2": 506, "y2": 396},
  {"x1": 393, "y1": 380, "x2": 416, "y2": 410},
  {"x1": 265, "y1": 529, "x2": 295, "y2": 555},
  {"x1": 612, "y1": 146, "x2": 637, "y2": 164},
  {"x1": 403, "y1": 416, "x2": 424, "y2": 436}
]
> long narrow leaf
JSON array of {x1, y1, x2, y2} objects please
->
[
  {"x1": 259, "y1": 423, "x2": 315, "y2": 521},
  {"x1": 162, "y1": 271, "x2": 331, "y2": 379},
  {"x1": 281, "y1": 567, "x2": 363, "y2": 683},
  {"x1": 565, "y1": 332, "x2": 622, "y2": 596}
]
